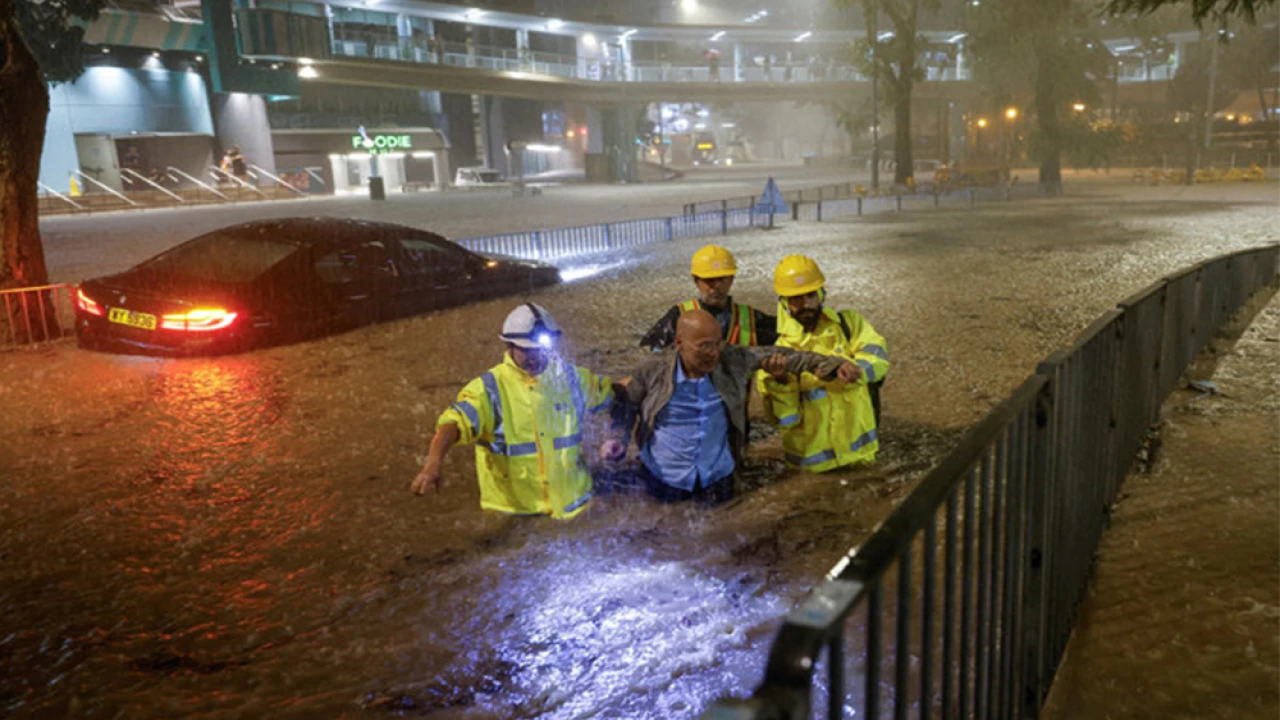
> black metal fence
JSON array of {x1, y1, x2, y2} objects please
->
[{"x1": 701, "y1": 244, "x2": 1280, "y2": 720}]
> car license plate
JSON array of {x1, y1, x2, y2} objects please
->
[{"x1": 108, "y1": 307, "x2": 157, "y2": 331}]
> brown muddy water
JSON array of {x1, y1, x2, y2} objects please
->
[{"x1": 2, "y1": 181, "x2": 1276, "y2": 717}]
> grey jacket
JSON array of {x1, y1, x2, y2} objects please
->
[{"x1": 613, "y1": 345, "x2": 846, "y2": 465}]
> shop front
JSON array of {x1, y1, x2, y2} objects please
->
[{"x1": 270, "y1": 128, "x2": 451, "y2": 195}]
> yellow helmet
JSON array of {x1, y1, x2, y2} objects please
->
[
  {"x1": 773, "y1": 255, "x2": 826, "y2": 296},
  {"x1": 690, "y1": 245, "x2": 738, "y2": 279}
]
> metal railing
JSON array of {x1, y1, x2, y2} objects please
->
[
  {"x1": 458, "y1": 206, "x2": 760, "y2": 261},
  {"x1": 248, "y1": 163, "x2": 307, "y2": 195},
  {"x1": 327, "y1": 36, "x2": 900, "y2": 85},
  {"x1": 120, "y1": 167, "x2": 186, "y2": 203},
  {"x1": 1, "y1": 284, "x2": 76, "y2": 350},
  {"x1": 74, "y1": 170, "x2": 138, "y2": 206},
  {"x1": 701, "y1": 244, "x2": 1280, "y2": 719},
  {"x1": 462, "y1": 178, "x2": 1039, "y2": 263}
]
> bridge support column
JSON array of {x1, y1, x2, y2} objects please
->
[
  {"x1": 516, "y1": 28, "x2": 530, "y2": 69},
  {"x1": 601, "y1": 104, "x2": 639, "y2": 183},
  {"x1": 395, "y1": 14, "x2": 412, "y2": 60}
]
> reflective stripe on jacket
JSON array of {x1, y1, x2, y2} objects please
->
[
  {"x1": 757, "y1": 305, "x2": 888, "y2": 472},
  {"x1": 437, "y1": 353, "x2": 613, "y2": 518},
  {"x1": 678, "y1": 299, "x2": 758, "y2": 346}
]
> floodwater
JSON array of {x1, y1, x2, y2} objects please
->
[{"x1": 2, "y1": 179, "x2": 1277, "y2": 717}]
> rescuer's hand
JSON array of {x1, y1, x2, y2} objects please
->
[
  {"x1": 761, "y1": 353, "x2": 790, "y2": 382},
  {"x1": 411, "y1": 463, "x2": 444, "y2": 495},
  {"x1": 836, "y1": 361, "x2": 862, "y2": 384},
  {"x1": 599, "y1": 438, "x2": 627, "y2": 462}
]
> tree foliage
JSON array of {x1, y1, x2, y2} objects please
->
[
  {"x1": 1105, "y1": 0, "x2": 1276, "y2": 24},
  {"x1": 836, "y1": 0, "x2": 940, "y2": 185},
  {"x1": 966, "y1": 0, "x2": 1112, "y2": 193},
  {"x1": 13, "y1": 0, "x2": 104, "y2": 83}
]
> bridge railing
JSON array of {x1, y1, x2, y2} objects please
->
[
  {"x1": 324, "y1": 37, "x2": 921, "y2": 85},
  {"x1": 700, "y1": 244, "x2": 1280, "y2": 720}
]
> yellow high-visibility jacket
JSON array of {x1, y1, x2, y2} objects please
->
[
  {"x1": 757, "y1": 305, "x2": 889, "y2": 472},
  {"x1": 437, "y1": 353, "x2": 613, "y2": 518},
  {"x1": 678, "y1": 299, "x2": 758, "y2": 346}
]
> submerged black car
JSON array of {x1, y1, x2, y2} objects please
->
[{"x1": 74, "y1": 218, "x2": 560, "y2": 355}]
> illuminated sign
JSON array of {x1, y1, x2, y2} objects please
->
[
  {"x1": 696, "y1": 143, "x2": 715, "y2": 150},
  {"x1": 350, "y1": 133, "x2": 413, "y2": 154}
]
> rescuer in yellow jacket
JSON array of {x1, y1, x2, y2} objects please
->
[
  {"x1": 757, "y1": 255, "x2": 889, "y2": 472},
  {"x1": 640, "y1": 244, "x2": 779, "y2": 351},
  {"x1": 410, "y1": 303, "x2": 614, "y2": 518}
]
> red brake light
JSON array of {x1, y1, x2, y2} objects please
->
[
  {"x1": 161, "y1": 308, "x2": 238, "y2": 332},
  {"x1": 76, "y1": 288, "x2": 105, "y2": 316}
]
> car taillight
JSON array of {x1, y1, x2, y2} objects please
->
[
  {"x1": 76, "y1": 288, "x2": 105, "y2": 316},
  {"x1": 161, "y1": 308, "x2": 238, "y2": 332}
]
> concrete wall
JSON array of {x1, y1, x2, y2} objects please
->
[
  {"x1": 211, "y1": 92, "x2": 277, "y2": 177},
  {"x1": 39, "y1": 66, "x2": 215, "y2": 192}
]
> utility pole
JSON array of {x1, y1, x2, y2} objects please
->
[{"x1": 865, "y1": 0, "x2": 881, "y2": 189}]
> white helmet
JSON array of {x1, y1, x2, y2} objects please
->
[{"x1": 500, "y1": 302, "x2": 562, "y2": 349}]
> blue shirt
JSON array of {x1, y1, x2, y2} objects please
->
[{"x1": 641, "y1": 358, "x2": 735, "y2": 491}]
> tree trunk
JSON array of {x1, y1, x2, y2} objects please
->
[
  {"x1": 0, "y1": 0, "x2": 59, "y2": 344},
  {"x1": 893, "y1": 82, "x2": 914, "y2": 185},
  {"x1": 1258, "y1": 87, "x2": 1277, "y2": 158},
  {"x1": 1033, "y1": 44, "x2": 1063, "y2": 195}
]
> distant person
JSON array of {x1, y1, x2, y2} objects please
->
[
  {"x1": 763, "y1": 53, "x2": 773, "y2": 82},
  {"x1": 640, "y1": 244, "x2": 778, "y2": 351},
  {"x1": 221, "y1": 145, "x2": 248, "y2": 182},
  {"x1": 604, "y1": 310, "x2": 858, "y2": 505},
  {"x1": 410, "y1": 303, "x2": 618, "y2": 519},
  {"x1": 757, "y1": 255, "x2": 889, "y2": 472},
  {"x1": 707, "y1": 50, "x2": 720, "y2": 81},
  {"x1": 122, "y1": 145, "x2": 143, "y2": 172}
]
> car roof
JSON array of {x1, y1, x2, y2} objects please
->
[{"x1": 207, "y1": 218, "x2": 450, "y2": 254}]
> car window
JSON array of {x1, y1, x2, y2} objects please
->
[
  {"x1": 398, "y1": 236, "x2": 472, "y2": 278},
  {"x1": 140, "y1": 232, "x2": 298, "y2": 283},
  {"x1": 314, "y1": 241, "x2": 399, "y2": 284}
]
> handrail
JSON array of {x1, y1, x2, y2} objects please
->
[
  {"x1": 120, "y1": 168, "x2": 185, "y2": 203},
  {"x1": 37, "y1": 181, "x2": 85, "y2": 211},
  {"x1": 167, "y1": 166, "x2": 228, "y2": 200},
  {"x1": 302, "y1": 167, "x2": 327, "y2": 187},
  {"x1": 248, "y1": 163, "x2": 306, "y2": 195},
  {"x1": 209, "y1": 166, "x2": 268, "y2": 197},
  {"x1": 73, "y1": 170, "x2": 138, "y2": 206}
]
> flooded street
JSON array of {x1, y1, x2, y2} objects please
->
[{"x1": 2, "y1": 180, "x2": 1276, "y2": 717}]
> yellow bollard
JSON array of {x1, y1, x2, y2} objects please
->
[{"x1": 69, "y1": 174, "x2": 81, "y2": 196}]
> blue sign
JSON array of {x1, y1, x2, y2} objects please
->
[{"x1": 759, "y1": 177, "x2": 789, "y2": 214}]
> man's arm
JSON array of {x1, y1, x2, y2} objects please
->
[
  {"x1": 639, "y1": 305, "x2": 682, "y2": 352},
  {"x1": 741, "y1": 345, "x2": 851, "y2": 380},
  {"x1": 603, "y1": 363, "x2": 652, "y2": 459},
  {"x1": 843, "y1": 311, "x2": 890, "y2": 384},
  {"x1": 410, "y1": 378, "x2": 492, "y2": 494},
  {"x1": 411, "y1": 423, "x2": 461, "y2": 494}
]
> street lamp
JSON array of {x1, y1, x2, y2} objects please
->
[
  {"x1": 976, "y1": 117, "x2": 989, "y2": 128},
  {"x1": 1072, "y1": 102, "x2": 1086, "y2": 112},
  {"x1": 1004, "y1": 107, "x2": 1019, "y2": 121}
]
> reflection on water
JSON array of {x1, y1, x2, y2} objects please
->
[{"x1": 389, "y1": 545, "x2": 787, "y2": 719}]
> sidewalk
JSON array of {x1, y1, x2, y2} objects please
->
[{"x1": 1041, "y1": 290, "x2": 1280, "y2": 719}]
